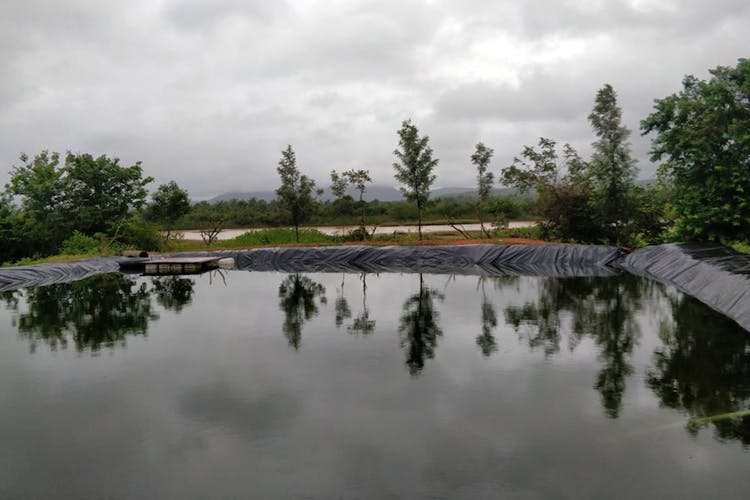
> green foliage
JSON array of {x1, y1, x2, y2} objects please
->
[
  {"x1": 393, "y1": 119, "x2": 438, "y2": 239},
  {"x1": 60, "y1": 231, "x2": 101, "y2": 255},
  {"x1": 61, "y1": 152, "x2": 153, "y2": 236},
  {"x1": 120, "y1": 216, "x2": 164, "y2": 251},
  {"x1": 149, "y1": 181, "x2": 191, "y2": 230},
  {"x1": 229, "y1": 228, "x2": 338, "y2": 246},
  {"x1": 177, "y1": 198, "x2": 281, "y2": 229},
  {"x1": 471, "y1": 142, "x2": 494, "y2": 234},
  {"x1": 729, "y1": 241, "x2": 750, "y2": 254},
  {"x1": 4, "y1": 150, "x2": 153, "y2": 259},
  {"x1": 329, "y1": 170, "x2": 348, "y2": 199},
  {"x1": 0, "y1": 197, "x2": 30, "y2": 264},
  {"x1": 588, "y1": 84, "x2": 638, "y2": 244},
  {"x1": 330, "y1": 169, "x2": 373, "y2": 231},
  {"x1": 276, "y1": 145, "x2": 318, "y2": 242},
  {"x1": 641, "y1": 58, "x2": 750, "y2": 241},
  {"x1": 501, "y1": 138, "x2": 601, "y2": 242}
]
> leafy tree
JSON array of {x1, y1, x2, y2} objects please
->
[
  {"x1": 393, "y1": 119, "x2": 438, "y2": 240},
  {"x1": 276, "y1": 145, "x2": 318, "y2": 242},
  {"x1": 344, "y1": 169, "x2": 372, "y2": 231},
  {"x1": 149, "y1": 181, "x2": 191, "y2": 238},
  {"x1": 588, "y1": 84, "x2": 638, "y2": 244},
  {"x1": 0, "y1": 197, "x2": 28, "y2": 264},
  {"x1": 329, "y1": 170, "x2": 348, "y2": 200},
  {"x1": 641, "y1": 58, "x2": 750, "y2": 241},
  {"x1": 5, "y1": 151, "x2": 66, "y2": 254},
  {"x1": 331, "y1": 169, "x2": 373, "y2": 233},
  {"x1": 61, "y1": 152, "x2": 153, "y2": 237},
  {"x1": 501, "y1": 138, "x2": 600, "y2": 242},
  {"x1": 6, "y1": 151, "x2": 153, "y2": 256},
  {"x1": 471, "y1": 142, "x2": 494, "y2": 237}
]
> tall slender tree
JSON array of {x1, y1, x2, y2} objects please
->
[
  {"x1": 588, "y1": 84, "x2": 637, "y2": 244},
  {"x1": 276, "y1": 145, "x2": 317, "y2": 242},
  {"x1": 393, "y1": 120, "x2": 438, "y2": 240},
  {"x1": 471, "y1": 142, "x2": 494, "y2": 237}
]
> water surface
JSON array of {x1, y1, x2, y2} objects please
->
[{"x1": 0, "y1": 271, "x2": 748, "y2": 499}]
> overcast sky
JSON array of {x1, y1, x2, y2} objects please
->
[{"x1": 1, "y1": 0, "x2": 748, "y2": 199}]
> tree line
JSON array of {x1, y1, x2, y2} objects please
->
[{"x1": 1, "y1": 58, "x2": 748, "y2": 262}]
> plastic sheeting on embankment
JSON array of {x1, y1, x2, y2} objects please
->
[
  {"x1": 0, "y1": 258, "x2": 120, "y2": 292},
  {"x1": 230, "y1": 244, "x2": 625, "y2": 276},
  {"x1": 2, "y1": 243, "x2": 749, "y2": 333},
  {"x1": 0, "y1": 244, "x2": 624, "y2": 292},
  {"x1": 620, "y1": 243, "x2": 750, "y2": 333}
]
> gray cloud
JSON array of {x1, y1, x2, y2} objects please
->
[{"x1": 0, "y1": 0, "x2": 748, "y2": 198}]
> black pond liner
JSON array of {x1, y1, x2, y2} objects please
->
[{"x1": 1, "y1": 243, "x2": 749, "y2": 332}]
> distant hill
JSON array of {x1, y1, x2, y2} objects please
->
[{"x1": 207, "y1": 185, "x2": 530, "y2": 204}]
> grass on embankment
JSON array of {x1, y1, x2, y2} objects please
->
[{"x1": 1, "y1": 226, "x2": 545, "y2": 267}]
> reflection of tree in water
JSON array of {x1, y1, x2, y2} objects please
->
[
  {"x1": 11, "y1": 274, "x2": 158, "y2": 353},
  {"x1": 475, "y1": 276, "x2": 505, "y2": 357},
  {"x1": 647, "y1": 294, "x2": 750, "y2": 445},
  {"x1": 348, "y1": 274, "x2": 375, "y2": 336},
  {"x1": 151, "y1": 276, "x2": 195, "y2": 312},
  {"x1": 399, "y1": 274, "x2": 444, "y2": 375},
  {"x1": 278, "y1": 274, "x2": 326, "y2": 350},
  {"x1": 504, "y1": 275, "x2": 646, "y2": 418},
  {"x1": 333, "y1": 275, "x2": 352, "y2": 328}
]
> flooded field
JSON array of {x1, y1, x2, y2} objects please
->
[{"x1": 0, "y1": 271, "x2": 748, "y2": 499}]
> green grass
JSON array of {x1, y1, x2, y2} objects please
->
[
  {"x1": 729, "y1": 241, "x2": 750, "y2": 254},
  {"x1": 229, "y1": 228, "x2": 341, "y2": 246}
]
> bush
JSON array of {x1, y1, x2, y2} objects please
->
[
  {"x1": 120, "y1": 219, "x2": 164, "y2": 251},
  {"x1": 60, "y1": 231, "x2": 100, "y2": 255}
]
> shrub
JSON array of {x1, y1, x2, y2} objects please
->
[
  {"x1": 120, "y1": 219, "x2": 164, "y2": 251},
  {"x1": 60, "y1": 231, "x2": 100, "y2": 255}
]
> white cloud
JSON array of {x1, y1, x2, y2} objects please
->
[{"x1": 0, "y1": 0, "x2": 748, "y2": 198}]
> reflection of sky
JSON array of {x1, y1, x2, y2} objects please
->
[{"x1": 0, "y1": 272, "x2": 747, "y2": 499}]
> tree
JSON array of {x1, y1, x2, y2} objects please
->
[
  {"x1": 6, "y1": 151, "x2": 153, "y2": 255},
  {"x1": 5, "y1": 151, "x2": 66, "y2": 254},
  {"x1": 393, "y1": 120, "x2": 438, "y2": 240},
  {"x1": 61, "y1": 152, "x2": 153, "y2": 237},
  {"x1": 501, "y1": 138, "x2": 600, "y2": 242},
  {"x1": 471, "y1": 142, "x2": 494, "y2": 237},
  {"x1": 276, "y1": 145, "x2": 318, "y2": 242},
  {"x1": 641, "y1": 59, "x2": 750, "y2": 242},
  {"x1": 588, "y1": 84, "x2": 637, "y2": 244},
  {"x1": 329, "y1": 170, "x2": 348, "y2": 200},
  {"x1": 331, "y1": 169, "x2": 373, "y2": 233},
  {"x1": 0, "y1": 197, "x2": 28, "y2": 264},
  {"x1": 149, "y1": 181, "x2": 191, "y2": 239}
]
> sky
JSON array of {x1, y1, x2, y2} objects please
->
[{"x1": 1, "y1": 0, "x2": 748, "y2": 199}]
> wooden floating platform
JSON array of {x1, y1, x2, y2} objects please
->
[{"x1": 118, "y1": 256, "x2": 222, "y2": 275}]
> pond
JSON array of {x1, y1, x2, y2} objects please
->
[{"x1": 0, "y1": 271, "x2": 748, "y2": 499}]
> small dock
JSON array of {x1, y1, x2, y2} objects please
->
[{"x1": 118, "y1": 256, "x2": 223, "y2": 275}]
